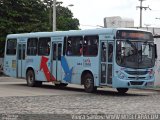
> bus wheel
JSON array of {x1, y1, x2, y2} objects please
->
[
  {"x1": 117, "y1": 88, "x2": 128, "y2": 94},
  {"x1": 26, "y1": 70, "x2": 36, "y2": 87},
  {"x1": 84, "y1": 73, "x2": 97, "y2": 93}
]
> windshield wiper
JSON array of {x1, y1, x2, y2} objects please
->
[
  {"x1": 142, "y1": 40, "x2": 148, "y2": 53},
  {"x1": 126, "y1": 39, "x2": 138, "y2": 52},
  {"x1": 125, "y1": 39, "x2": 139, "y2": 57}
]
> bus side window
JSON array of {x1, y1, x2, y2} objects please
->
[
  {"x1": 27, "y1": 38, "x2": 38, "y2": 55},
  {"x1": 108, "y1": 43, "x2": 113, "y2": 62},
  {"x1": 6, "y1": 39, "x2": 17, "y2": 55},
  {"x1": 66, "y1": 39, "x2": 72, "y2": 56},
  {"x1": 53, "y1": 43, "x2": 62, "y2": 60},
  {"x1": 101, "y1": 42, "x2": 107, "y2": 62},
  {"x1": 83, "y1": 35, "x2": 99, "y2": 56},
  {"x1": 38, "y1": 37, "x2": 51, "y2": 56},
  {"x1": 66, "y1": 36, "x2": 83, "y2": 56}
]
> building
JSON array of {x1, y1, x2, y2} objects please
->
[{"x1": 104, "y1": 16, "x2": 134, "y2": 28}]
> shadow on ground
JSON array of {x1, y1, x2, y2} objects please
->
[{"x1": 11, "y1": 83, "x2": 149, "y2": 97}]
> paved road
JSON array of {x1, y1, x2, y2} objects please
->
[
  {"x1": 0, "y1": 76, "x2": 160, "y2": 120},
  {"x1": 0, "y1": 76, "x2": 88, "y2": 97},
  {"x1": 0, "y1": 76, "x2": 157, "y2": 97}
]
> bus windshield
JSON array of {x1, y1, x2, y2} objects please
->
[{"x1": 116, "y1": 40, "x2": 155, "y2": 69}]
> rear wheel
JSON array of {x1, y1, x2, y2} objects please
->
[
  {"x1": 117, "y1": 88, "x2": 128, "y2": 94},
  {"x1": 84, "y1": 73, "x2": 97, "y2": 93},
  {"x1": 26, "y1": 70, "x2": 42, "y2": 87}
]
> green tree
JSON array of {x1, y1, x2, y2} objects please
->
[
  {"x1": 56, "y1": 4, "x2": 79, "y2": 30},
  {"x1": 0, "y1": 0, "x2": 49, "y2": 56},
  {"x1": 0, "y1": 0, "x2": 49, "y2": 34},
  {"x1": 0, "y1": 0, "x2": 79, "y2": 57},
  {"x1": 43, "y1": 0, "x2": 79, "y2": 31}
]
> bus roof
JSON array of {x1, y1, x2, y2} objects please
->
[{"x1": 6, "y1": 28, "x2": 150, "y2": 39}]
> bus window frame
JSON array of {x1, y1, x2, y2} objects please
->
[
  {"x1": 83, "y1": 35, "x2": 99, "y2": 57},
  {"x1": 38, "y1": 37, "x2": 51, "y2": 56},
  {"x1": 6, "y1": 39, "x2": 17, "y2": 55},
  {"x1": 27, "y1": 38, "x2": 38, "y2": 56},
  {"x1": 66, "y1": 36, "x2": 83, "y2": 56}
]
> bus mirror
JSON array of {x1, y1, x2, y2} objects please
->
[{"x1": 154, "y1": 44, "x2": 157, "y2": 59}]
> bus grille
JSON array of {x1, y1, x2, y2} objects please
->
[
  {"x1": 130, "y1": 81, "x2": 144, "y2": 85},
  {"x1": 125, "y1": 71, "x2": 148, "y2": 75},
  {"x1": 128, "y1": 77, "x2": 146, "y2": 79}
]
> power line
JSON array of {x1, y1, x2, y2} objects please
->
[{"x1": 136, "y1": 0, "x2": 151, "y2": 28}]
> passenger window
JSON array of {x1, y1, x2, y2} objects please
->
[
  {"x1": 101, "y1": 42, "x2": 107, "y2": 62},
  {"x1": 83, "y1": 35, "x2": 99, "y2": 56},
  {"x1": 66, "y1": 36, "x2": 83, "y2": 56},
  {"x1": 6, "y1": 39, "x2": 17, "y2": 55},
  {"x1": 53, "y1": 43, "x2": 62, "y2": 60},
  {"x1": 27, "y1": 38, "x2": 38, "y2": 55},
  {"x1": 38, "y1": 37, "x2": 51, "y2": 56},
  {"x1": 108, "y1": 43, "x2": 113, "y2": 62}
]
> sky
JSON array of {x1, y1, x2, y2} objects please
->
[{"x1": 61, "y1": 0, "x2": 160, "y2": 29}]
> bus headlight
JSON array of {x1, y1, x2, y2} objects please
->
[
  {"x1": 117, "y1": 71, "x2": 126, "y2": 79},
  {"x1": 148, "y1": 69, "x2": 154, "y2": 79}
]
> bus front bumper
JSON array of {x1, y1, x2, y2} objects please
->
[{"x1": 112, "y1": 77, "x2": 155, "y2": 88}]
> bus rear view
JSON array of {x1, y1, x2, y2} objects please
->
[{"x1": 113, "y1": 30, "x2": 156, "y2": 93}]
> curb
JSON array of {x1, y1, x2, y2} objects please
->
[{"x1": 144, "y1": 87, "x2": 160, "y2": 91}]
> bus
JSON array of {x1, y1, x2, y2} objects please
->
[{"x1": 3, "y1": 28, "x2": 157, "y2": 93}]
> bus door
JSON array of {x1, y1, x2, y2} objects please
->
[
  {"x1": 100, "y1": 41, "x2": 113, "y2": 85},
  {"x1": 17, "y1": 42, "x2": 26, "y2": 78},
  {"x1": 51, "y1": 42, "x2": 62, "y2": 81}
]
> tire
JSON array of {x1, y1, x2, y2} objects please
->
[
  {"x1": 84, "y1": 73, "x2": 97, "y2": 93},
  {"x1": 26, "y1": 70, "x2": 36, "y2": 87},
  {"x1": 117, "y1": 88, "x2": 128, "y2": 94},
  {"x1": 26, "y1": 70, "x2": 42, "y2": 87}
]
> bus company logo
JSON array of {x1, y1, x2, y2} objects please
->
[
  {"x1": 83, "y1": 58, "x2": 91, "y2": 67},
  {"x1": 135, "y1": 76, "x2": 139, "y2": 80}
]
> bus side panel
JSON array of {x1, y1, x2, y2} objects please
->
[
  {"x1": 4, "y1": 38, "x2": 17, "y2": 78},
  {"x1": 4, "y1": 55, "x2": 17, "y2": 77},
  {"x1": 61, "y1": 56, "x2": 99, "y2": 86},
  {"x1": 60, "y1": 57, "x2": 81, "y2": 84},
  {"x1": 25, "y1": 56, "x2": 49, "y2": 82}
]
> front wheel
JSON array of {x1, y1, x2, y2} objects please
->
[
  {"x1": 117, "y1": 88, "x2": 128, "y2": 94},
  {"x1": 84, "y1": 73, "x2": 97, "y2": 93}
]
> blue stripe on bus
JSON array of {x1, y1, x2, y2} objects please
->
[{"x1": 61, "y1": 56, "x2": 73, "y2": 83}]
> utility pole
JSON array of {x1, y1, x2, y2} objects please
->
[
  {"x1": 53, "y1": 0, "x2": 56, "y2": 31},
  {"x1": 136, "y1": 0, "x2": 151, "y2": 28}
]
